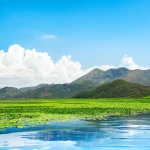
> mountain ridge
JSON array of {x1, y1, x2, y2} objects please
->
[
  {"x1": 0, "y1": 81, "x2": 96, "y2": 98},
  {"x1": 73, "y1": 67, "x2": 150, "y2": 86},
  {"x1": 74, "y1": 79, "x2": 150, "y2": 98}
]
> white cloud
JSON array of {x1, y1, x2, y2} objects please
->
[
  {"x1": 0, "y1": 44, "x2": 84, "y2": 87},
  {"x1": 120, "y1": 55, "x2": 149, "y2": 70},
  {"x1": 0, "y1": 44, "x2": 149, "y2": 88},
  {"x1": 50, "y1": 55, "x2": 84, "y2": 83},
  {"x1": 41, "y1": 34, "x2": 56, "y2": 39}
]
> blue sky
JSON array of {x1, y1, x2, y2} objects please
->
[{"x1": 0, "y1": 0, "x2": 150, "y2": 69}]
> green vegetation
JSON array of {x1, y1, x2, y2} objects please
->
[
  {"x1": 1, "y1": 98, "x2": 150, "y2": 128},
  {"x1": 73, "y1": 67, "x2": 150, "y2": 86},
  {"x1": 144, "y1": 96, "x2": 150, "y2": 99},
  {"x1": 74, "y1": 79, "x2": 150, "y2": 98}
]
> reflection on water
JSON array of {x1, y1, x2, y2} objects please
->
[{"x1": 0, "y1": 113, "x2": 150, "y2": 150}]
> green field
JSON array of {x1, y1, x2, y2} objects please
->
[{"x1": 1, "y1": 98, "x2": 150, "y2": 128}]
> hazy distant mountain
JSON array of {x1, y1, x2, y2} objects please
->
[
  {"x1": 0, "y1": 87, "x2": 20, "y2": 98},
  {"x1": 74, "y1": 79, "x2": 150, "y2": 98},
  {"x1": 19, "y1": 84, "x2": 50, "y2": 92},
  {"x1": 73, "y1": 67, "x2": 150, "y2": 86},
  {"x1": 0, "y1": 81, "x2": 96, "y2": 99},
  {"x1": 15, "y1": 81, "x2": 96, "y2": 98}
]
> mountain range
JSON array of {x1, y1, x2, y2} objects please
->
[
  {"x1": 0, "y1": 81, "x2": 96, "y2": 98},
  {"x1": 0, "y1": 67, "x2": 150, "y2": 98},
  {"x1": 73, "y1": 67, "x2": 150, "y2": 86}
]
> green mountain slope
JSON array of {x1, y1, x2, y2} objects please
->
[
  {"x1": 15, "y1": 81, "x2": 96, "y2": 98},
  {"x1": 73, "y1": 67, "x2": 150, "y2": 86},
  {"x1": 74, "y1": 79, "x2": 150, "y2": 98}
]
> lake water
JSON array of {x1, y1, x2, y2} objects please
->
[{"x1": 0, "y1": 113, "x2": 150, "y2": 150}]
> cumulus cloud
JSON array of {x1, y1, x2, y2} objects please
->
[
  {"x1": 0, "y1": 44, "x2": 149, "y2": 88},
  {"x1": 41, "y1": 34, "x2": 56, "y2": 39},
  {"x1": 0, "y1": 44, "x2": 84, "y2": 87},
  {"x1": 120, "y1": 55, "x2": 149, "y2": 70}
]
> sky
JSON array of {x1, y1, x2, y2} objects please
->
[{"x1": 0, "y1": 0, "x2": 150, "y2": 87}]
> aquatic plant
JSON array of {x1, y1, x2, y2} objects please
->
[{"x1": 0, "y1": 98, "x2": 150, "y2": 128}]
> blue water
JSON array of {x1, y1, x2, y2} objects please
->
[{"x1": 0, "y1": 113, "x2": 150, "y2": 150}]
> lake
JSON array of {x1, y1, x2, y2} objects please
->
[{"x1": 0, "y1": 113, "x2": 150, "y2": 150}]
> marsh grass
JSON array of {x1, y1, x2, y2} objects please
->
[{"x1": 0, "y1": 98, "x2": 150, "y2": 128}]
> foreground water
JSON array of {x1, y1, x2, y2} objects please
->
[{"x1": 0, "y1": 113, "x2": 150, "y2": 150}]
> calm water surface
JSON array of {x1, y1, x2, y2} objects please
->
[{"x1": 0, "y1": 113, "x2": 150, "y2": 150}]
